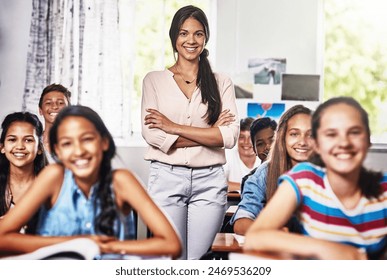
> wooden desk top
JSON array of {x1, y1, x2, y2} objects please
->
[
  {"x1": 227, "y1": 191, "x2": 241, "y2": 199},
  {"x1": 229, "y1": 251, "x2": 293, "y2": 260},
  {"x1": 211, "y1": 233, "x2": 243, "y2": 253},
  {"x1": 212, "y1": 233, "x2": 295, "y2": 259},
  {"x1": 225, "y1": 205, "x2": 238, "y2": 217}
]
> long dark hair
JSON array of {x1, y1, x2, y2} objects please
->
[
  {"x1": 49, "y1": 105, "x2": 117, "y2": 236},
  {"x1": 169, "y1": 5, "x2": 221, "y2": 125},
  {"x1": 0, "y1": 112, "x2": 47, "y2": 216},
  {"x1": 266, "y1": 105, "x2": 312, "y2": 201},
  {"x1": 310, "y1": 96, "x2": 383, "y2": 198}
]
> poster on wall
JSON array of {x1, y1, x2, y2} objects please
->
[
  {"x1": 247, "y1": 102, "x2": 286, "y2": 121},
  {"x1": 281, "y1": 74, "x2": 320, "y2": 101},
  {"x1": 248, "y1": 58, "x2": 286, "y2": 85},
  {"x1": 234, "y1": 85, "x2": 253, "y2": 99},
  {"x1": 233, "y1": 72, "x2": 254, "y2": 99}
]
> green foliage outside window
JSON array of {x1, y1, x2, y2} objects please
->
[{"x1": 324, "y1": 0, "x2": 387, "y2": 142}]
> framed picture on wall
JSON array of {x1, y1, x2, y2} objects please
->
[
  {"x1": 248, "y1": 58, "x2": 286, "y2": 85},
  {"x1": 232, "y1": 72, "x2": 254, "y2": 99},
  {"x1": 234, "y1": 85, "x2": 253, "y2": 99},
  {"x1": 281, "y1": 74, "x2": 320, "y2": 101}
]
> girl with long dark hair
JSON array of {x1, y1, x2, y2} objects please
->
[
  {"x1": 231, "y1": 105, "x2": 313, "y2": 235},
  {"x1": 0, "y1": 105, "x2": 181, "y2": 258},
  {"x1": 245, "y1": 97, "x2": 387, "y2": 259},
  {"x1": 0, "y1": 112, "x2": 47, "y2": 233}
]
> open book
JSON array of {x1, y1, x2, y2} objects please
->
[
  {"x1": 1, "y1": 238, "x2": 173, "y2": 260},
  {"x1": 1, "y1": 238, "x2": 100, "y2": 260}
]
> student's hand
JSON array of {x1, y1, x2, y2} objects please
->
[
  {"x1": 213, "y1": 109, "x2": 235, "y2": 127},
  {"x1": 144, "y1": 108, "x2": 179, "y2": 134},
  {"x1": 97, "y1": 240, "x2": 117, "y2": 254},
  {"x1": 97, "y1": 239, "x2": 128, "y2": 254},
  {"x1": 316, "y1": 241, "x2": 367, "y2": 260},
  {"x1": 88, "y1": 235, "x2": 115, "y2": 245},
  {"x1": 86, "y1": 235, "x2": 118, "y2": 254}
]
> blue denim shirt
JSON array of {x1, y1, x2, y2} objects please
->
[
  {"x1": 36, "y1": 169, "x2": 135, "y2": 239},
  {"x1": 230, "y1": 161, "x2": 269, "y2": 224}
]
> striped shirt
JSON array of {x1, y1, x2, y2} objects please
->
[{"x1": 279, "y1": 162, "x2": 387, "y2": 258}]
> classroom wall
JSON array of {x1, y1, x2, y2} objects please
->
[
  {"x1": 0, "y1": 0, "x2": 32, "y2": 122},
  {"x1": 215, "y1": 0, "x2": 322, "y2": 76},
  {"x1": 215, "y1": 0, "x2": 323, "y2": 117}
]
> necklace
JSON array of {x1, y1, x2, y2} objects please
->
[{"x1": 175, "y1": 64, "x2": 197, "y2": 84}]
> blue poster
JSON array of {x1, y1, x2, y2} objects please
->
[{"x1": 247, "y1": 103, "x2": 286, "y2": 120}]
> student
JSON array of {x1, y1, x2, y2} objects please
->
[
  {"x1": 141, "y1": 5, "x2": 239, "y2": 259},
  {"x1": 0, "y1": 105, "x2": 181, "y2": 258},
  {"x1": 225, "y1": 117, "x2": 278, "y2": 193},
  {"x1": 0, "y1": 112, "x2": 47, "y2": 233},
  {"x1": 245, "y1": 97, "x2": 387, "y2": 260},
  {"x1": 38, "y1": 83, "x2": 71, "y2": 162},
  {"x1": 238, "y1": 117, "x2": 278, "y2": 194},
  {"x1": 231, "y1": 105, "x2": 313, "y2": 235},
  {"x1": 251, "y1": 117, "x2": 278, "y2": 163},
  {"x1": 224, "y1": 117, "x2": 260, "y2": 193}
]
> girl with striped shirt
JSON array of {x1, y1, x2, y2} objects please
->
[{"x1": 245, "y1": 97, "x2": 387, "y2": 259}]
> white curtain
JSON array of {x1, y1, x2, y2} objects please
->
[{"x1": 23, "y1": 0, "x2": 125, "y2": 138}]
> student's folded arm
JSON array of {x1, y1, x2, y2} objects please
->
[
  {"x1": 244, "y1": 180, "x2": 298, "y2": 245},
  {"x1": 242, "y1": 180, "x2": 365, "y2": 259},
  {"x1": 233, "y1": 218, "x2": 254, "y2": 235},
  {"x1": 0, "y1": 164, "x2": 77, "y2": 254},
  {"x1": 231, "y1": 165, "x2": 267, "y2": 235},
  {"x1": 108, "y1": 169, "x2": 182, "y2": 259},
  {"x1": 244, "y1": 229, "x2": 367, "y2": 260}
]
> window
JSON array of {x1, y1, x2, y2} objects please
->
[
  {"x1": 119, "y1": 0, "x2": 212, "y2": 144},
  {"x1": 324, "y1": 0, "x2": 387, "y2": 144}
]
